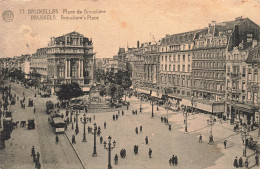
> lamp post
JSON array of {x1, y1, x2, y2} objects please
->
[
  {"x1": 92, "y1": 123, "x2": 98, "y2": 157},
  {"x1": 241, "y1": 126, "x2": 249, "y2": 157},
  {"x1": 104, "y1": 136, "x2": 116, "y2": 169},
  {"x1": 207, "y1": 115, "x2": 214, "y2": 143},
  {"x1": 82, "y1": 113, "x2": 88, "y2": 142},
  {"x1": 157, "y1": 87, "x2": 159, "y2": 111},
  {"x1": 165, "y1": 99, "x2": 171, "y2": 125},
  {"x1": 184, "y1": 106, "x2": 188, "y2": 133},
  {"x1": 76, "y1": 110, "x2": 79, "y2": 133},
  {"x1": 140, "y1": 97, "x2": 142, "y2": 112},
  {"x1": 151, "y1": 98, "x2": 154, "y2": 118}
]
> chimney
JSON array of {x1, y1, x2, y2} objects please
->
[
  {"x1": 211, "y1": 21, "x2": 216, "y2": 36},
  {"x1": 208, "y1": 23, "x2": 211, "y2": 34},
  {"x1": 137, "y1": 41, "x2": 140, "y2": 48},
  {"x1": 252, "y1": 40, "x2": 258, "y2": 48}
]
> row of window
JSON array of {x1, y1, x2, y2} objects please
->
[
  {"x1": 193, "y1": 71, "x2": 225, "y2": 79},
  {"x1": 160, "y1": 76, "x2": 191, "y2": 87},
  {"x1": 194, "y1": 52, "x2": 225, "y2": 59},
  {"x1": 193, "y1": 80, "x2": 224, "y2": 91},
  {"x1": 161, "y1": 64, "x2": 191, "y2": 72},
  {"x1": 161, "y1": 54, "x2": 191, "y2": 62},
  {"x1": 194, "y1": 37, "x2": 227, "y2": 48},
  {"x1": 193, "y1": 61, "x2": 225, "y2": 69}
]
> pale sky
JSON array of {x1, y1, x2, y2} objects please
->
[{"x1": 0, "y1": 0, "x2": 259, "y2": 58}]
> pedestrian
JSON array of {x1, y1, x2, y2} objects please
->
[
  {"x1": 104, "y1": 121, "x2": 106, "y2": 129},
  {"x1": 75, "y1": 127, "x2": 79, "y2": 135},
  {"x1": 93, "y1": 114, "x2": 95, "y2": 120},
  {"x1": 31, "y1": 146, "x2": 35, "y2": 156},
  {"x1": 118, "y1": 110, "x2": 120, "y2": 115},
  {"x1": 32, "y1": 152, "x2": 36, "y2": 162},
  {"x1": 255, "y1": 154, "x2": 259, "y2": 166},
  {"x1": 37, "y1": 162, "x2": 41, "y2": 169},
  {"x1": 114, "y1": 154, "x2": 118, "y2": 165},
  {"x1": 245, "y1": 158, "x2": 249, "y2": 169},
  {"x1": 233, "y1": 157, "x2": 238, "y2": 168},
  {"x1": 224, "y1": 140, "x2": 227, "y2": 149},
  {"x1": 161, "y1": 116, "x2": 163, "y2": 122},
  {"x1": 72, "y1": 134, "x2": 76, "y2": 144},
  {"x1": 36, "y1": 152, "x2": 40, "y2": 162},
  {"x1": 238, "y1": 157, "x2": 243, "y2": 168},
  {"x1": 140, "y1": 126, "x2": 142, "y2": 132},
  {"x1": 116, "y1": 114, "x2": 118, "y2": 120},
  {"x1": 145, "y1": 136, "x2": 148, "y2": 144},
  {"x1": 175, "y1": 156, "x2": 178, "y2": 166},
  {"x1": 100, "y1": 136, "x2": 103, "y2": 144},
  {"x1": 169, "y1": 124, "x2": 171, "y2": 131},
  {"x1": 74, "y1": 116, "x2": 76, "y2": 123},
  {"x1": 56, "y1": 135, "x2": 59, "y2": 144},
  {"x1": 123, "y1": 149, "x2": 126, "y2": 158},
  {"x1": 169, "y1": 158, "x2": 172, "y2": 165},
  {"x1": 172, "y1": 155, "x2": 175, "y2": 165},
  {"x1": 199, "y1": 134, "x2": 202, "y2": 143},
  {"x1": 135, "y1": 127, "x2": 138, "y2": 134},
  {"x1": 148, "y1": 148, "x2": 152, "y2": 158}
]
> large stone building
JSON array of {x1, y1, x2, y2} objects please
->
[
  {"x1": 30, "y1": 31, "x2": 95, "y2": 93},
  {"x1": 159, "y1": 31, "x2": 197, "y2": 104},
  {"x1": 191, "y1": 17, "x2": 259, "y2": 114},
  {"x1": 30, "y1": 48, "x2": 48, "y2": 80}
]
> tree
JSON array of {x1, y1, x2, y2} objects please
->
[{"x1": 56, "y1": 82, "x2": 84, "y2": 102}]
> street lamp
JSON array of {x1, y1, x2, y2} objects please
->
[
  {"x1": 241, "y1": 126, "x2": 249, "y2": 157},
  {"x1": 207, "y1": 115, "x2": 214, "y2": 143},
  {"x1": 81, "y1": 113, "x2": 88, "y2": 142},
  {"x1": 76, "y1": 110, "x2": 79, "y2": 134},
  {"x1": 92, "y1": 123, "x2": 98, "y2": 157},
  {"x1": 104, "y1": 136, "x2": 116, "y2": 169},
  {"x1": 140, "y1": 96, "x2": 142, "y2": 112},
  {"x1": 157, "y1": 87, "x2": 159, "y2": 111},
  {"x1": 183, "y1": 106, "x2": 188, "y2": 133},
  {"x1": 164, "y1": 98, "x2": 171, "y2": 125},
  {"x1": 151, "y1": 97, "x2": 154, "y2": 118}
]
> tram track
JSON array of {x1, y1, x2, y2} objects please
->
[{"x1": 11, "y1": 83, "x2": 84, "y2": 169}]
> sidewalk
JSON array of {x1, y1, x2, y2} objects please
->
[
  {"x1": 0, "y1": 83, "x2": 42, "y2": 169},
  {"x1": 62, "y1": 96, "x2": 226, "y2": 169},
  {"x1": 153, "y1": 100, "x2": 259, "y2": 169}
]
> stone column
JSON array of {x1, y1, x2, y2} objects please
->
[
  {"x1": 81, "y1": 60, "x2": 83, "y2": 77},
  {"x1": 65, "y1": 59, "x2": 67, "y2": 78},
  {"x1": 68, "y1": 59, "x2": 70, "y2": 77},
  {"x1": 78, "y1": 60, "x2": 81, "y2": 77}
]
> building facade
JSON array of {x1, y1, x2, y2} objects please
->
[{"x1": 45, "y1": 31, "x2": 94, "y2": 92}]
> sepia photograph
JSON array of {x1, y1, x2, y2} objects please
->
[{"x1": 0, "y1": 0, "x2": 259, "y2": 169}]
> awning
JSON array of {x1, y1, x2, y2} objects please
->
[
  {"x1": 136, "y1": 88, "x2": 150, "y2": 95},
  {"x1": 167, "y1": 94, "x2": 182, "y2": 100},
  {"x1": 213, "y1": 103, "x2": 225, "y2": 113},
  {"x1": 196, "y1": 102, "x2": 212, "y2": 112},
  {"x1": 82, "y1": 87, "x2": 90, "y2": 92},
  {"x1": 233, "y1": 103, "x2": 254, "y2": 113}
]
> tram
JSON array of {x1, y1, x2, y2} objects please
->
[{"x1": 52, "y1": 117, "x2": 66, "y2": 134}]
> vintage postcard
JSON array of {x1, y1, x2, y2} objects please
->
[{"x1": 0, "y1": 0, "x2": 260, "y2": 169}]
